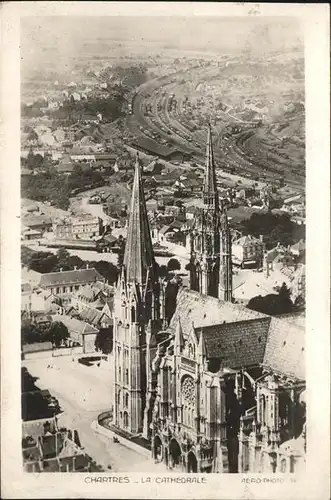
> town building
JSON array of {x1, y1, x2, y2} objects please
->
[
  {"x1": 232, "y1": 235, "x2": 265, "y2": 269},
  {"x1": 39, "y1": 266, "x2": 104, "y2": 295},
  {"x1": 53, "y1": 215, "x2": 103, "y2": 240},
  {"x1": 22, "y1": 214, "x2": 53, "y2": 234},
  {"x1": 52, "y1": 314, "x2": 99, "y2": 354}
]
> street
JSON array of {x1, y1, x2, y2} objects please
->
[{"x1": 22, "y1": 356, "x2": 167, "y2": 472}]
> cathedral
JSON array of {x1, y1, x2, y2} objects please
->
[{"x1": 112, "y1": 128, "x2": 306, "y2": 474}]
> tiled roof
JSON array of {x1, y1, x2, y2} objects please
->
[
  {"x1": 169, "y1": 287, "x2": 265, "y2": 338},
  {"x1": 77, "y1": 284, "x2": 100, "y2": 302},
  {"x1": 22, "y1": 214, "x2": 52, "y2": 228},
  {"x1": 52, "y1": 314, "x2": 98, "y2": 335},
  {"x1": 197, "y1": 317, "x2": 271, "y2": 369},
  {"x1": 233, "y1": 235, "x2": 261, "y2": 246},
  {"x1": 169, "y1": 287, "x2": 305, "y2": 381},
  {"x1": 78, "y1": 307, "x2": 112, "y2": 327},
  {"x1": 57, "y1": 437, "x2": 82, "y2": 458},
  {"x1": 263, "y1": 318, "x2": 305, "y2": 380},
  {"x1": 40, "y1": 268, "x2": 103, "y2": 288}
]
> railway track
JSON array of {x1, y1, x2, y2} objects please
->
[{"x1": 126, "y1": 67, "x2": 304, "y2": 189}]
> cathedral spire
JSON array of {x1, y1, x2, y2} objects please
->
[
  {"x1": 123, "y1": 153, "x2": 155, "y2": 284},
  {"x1": 203, "y1": 123, "x2": 218, "y2": 208},
  {"x1": 174, "y1": 318, "x2": 185, "y2": 354}
]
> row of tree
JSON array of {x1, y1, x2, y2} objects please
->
[
  {"x1": 21, "y1": 164, "x2": 106, "y2": 210},
  {"x1": 21, "y1": 319, "x2": 69, "y2": 347},
  {"x1": 237, "y1": 212, "x2": 305, "y2": 251}
]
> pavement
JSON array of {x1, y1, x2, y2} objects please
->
[
  {"x1": 22, "y1": 356, "x2": 168, "y2": 473},
  {"x1": 233, "y1": 267, "x2": 292, "y2": 301}
]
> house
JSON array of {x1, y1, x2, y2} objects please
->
[
  {"x1": 97, "y1": 233, "x2": 118, "y2": 252},
  {"x1": 181, "y1": 177, "x2": 201, "y2": 194},
  {"x1": 185, "y1": 205, "x2": 198, "y2": 220},
  {"x1": 70, "y1": 154, "x2": 96, "y2": 163},
  {"x1": 22, "y1": 425, "x2": 92, "y2": 472},
  {"x1": 164, "y1": 205, "x2": 182, "y2": 217},
  {"x1": 146, "y1": 198, "x2": 159, "y2": 214},
  {"x1": 152, "y1": 173, "x2": 176, "y2": 186},
  {"x1": 22, "y1": 214, "x2": 52, "y2": 234},
  {"x1": 22, "y1": 228, "x2": 43, "y2": 241},
  {"x1": 76, "y1": 307, "x2": 112, "y2": 329},
  {"x1": 21, "y1": 285, "x2": 58, "y2": 313},
  {"x1": 71, "y1": 283, "x2": 109, "y2": 310},
  {"x1": 53, "y1": 215, "x2": 103, "y2": 240},
  {"x1": 56, "y1": 161, "x2": 75, "y2": 174},
  {"x1": 144, "y1": 159, "x2": 163, "y2": 176},
  {"x1": 39, "y1": 267, "x2": 104, "y2": 294},
  {"x1": 290, "y1": 239, "x2": 305, "y2": 257},
  {"x1": 232, "y1": 235, "x2": 265, "y2": 268},
  {"x1": 158, "y1": 220, "x2": 184, "y2": 243},
  {"x1": 52, "y1": 314, "x2": 98, "y2": 353},
  {"x1": 236, "y1": 187, "x2": 256, "y2": 200}
]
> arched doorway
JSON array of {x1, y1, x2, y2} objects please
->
[
  {"x1": 187, "y1": 451, "x2": 198, "y2": 473},
  {"x1": 169, "y1": 439, "x2": 182, "y2": 469},
  {"x1": 154, "y1": 435, "x2": 163, "y2": 461}
]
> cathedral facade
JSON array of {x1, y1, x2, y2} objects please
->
[{"x1": 111, "y1": 131, "x2": 306, "y2": 473}]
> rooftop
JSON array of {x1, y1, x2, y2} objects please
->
[
  {"x1": 198, "y1": 316, "x2": 271, "y2": 369},
  {"x1": 169, "y1": 287, "x2": 305, "y2": 380},
  {"x1": 52, "y1": 314, "x2": 98, "y2": 335},
  {"x1": 39, "y1": 268, "x2": 103, "y2": 288}
]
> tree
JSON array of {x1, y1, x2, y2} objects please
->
[
  {"x1": 167, "y1": 258, "x2": 181, "y2": 272},
  {"x1": 24, "y1": 251, "x2": 58, "y2": 273},
  {"x1": 48, "y1": 321, "x2": 69, "y2": 347},
  {"x1": 95, "y1": 327, "x2": 113, "y2": 355},
  {"x1": 247, "y1": 284, "x2": 293, "y2": 316},
  {"x1": 185, "y1": 262, "x2": 194, "y2": 272},
  {"x1": 157, "y1": 265, "x2": 168, "y2": 278},
  {"x1": 90, "y1": 260, "x2": 119, "y2": 284},
  {"x1": 56, "y1": 248, "x2": 71, "y2": 270}
]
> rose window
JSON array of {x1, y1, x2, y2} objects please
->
[{"x1": 181, "y1": 377, "x2": 195, "y2": 404}]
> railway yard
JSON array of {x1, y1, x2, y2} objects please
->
[{"x1": 125, "y1": 58, "x2": 305, "y2": 191}]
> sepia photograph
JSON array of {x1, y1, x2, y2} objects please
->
[
  {"x1": 19, "y1": 14, "x2": 307, "y2": 475},
  {"x1": 1, "y1": 2, "x2": 329, "y2": 499}
]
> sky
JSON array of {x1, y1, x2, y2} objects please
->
[{"x1": 20, "y1": 16, "x2": 303, "y2": 77}]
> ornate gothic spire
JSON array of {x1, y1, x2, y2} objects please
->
[
  {"x1": 203, "y1": 123, "x2": 219, "y2": 208},
  {"x1": 123, "y1": 153, "x2": 155, "y2": 284},
  {"x1": 174, "y1": 318, "x2": 185, "y2": 354}
]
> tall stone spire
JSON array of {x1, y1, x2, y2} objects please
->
[
  {"x1": 123, "y1": 153, "x2": 155, "y2": 284},
  {"x1": 203, "y1": 123, "x2": 218, "y2": 208},
  {"x1": 113, "y1": 153, "x2": 161, "y2": 437}
]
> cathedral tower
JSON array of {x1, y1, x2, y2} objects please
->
[
  {"x1": 189, "y1": 124, "x2": 233, "y2": 301},
  {"x1": 113, "y1": 154, "x2": 161, "y2": 435}
]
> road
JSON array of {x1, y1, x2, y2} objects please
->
[{"x1": 23, "y1": 357, "x2": 167, "y2": 473}]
